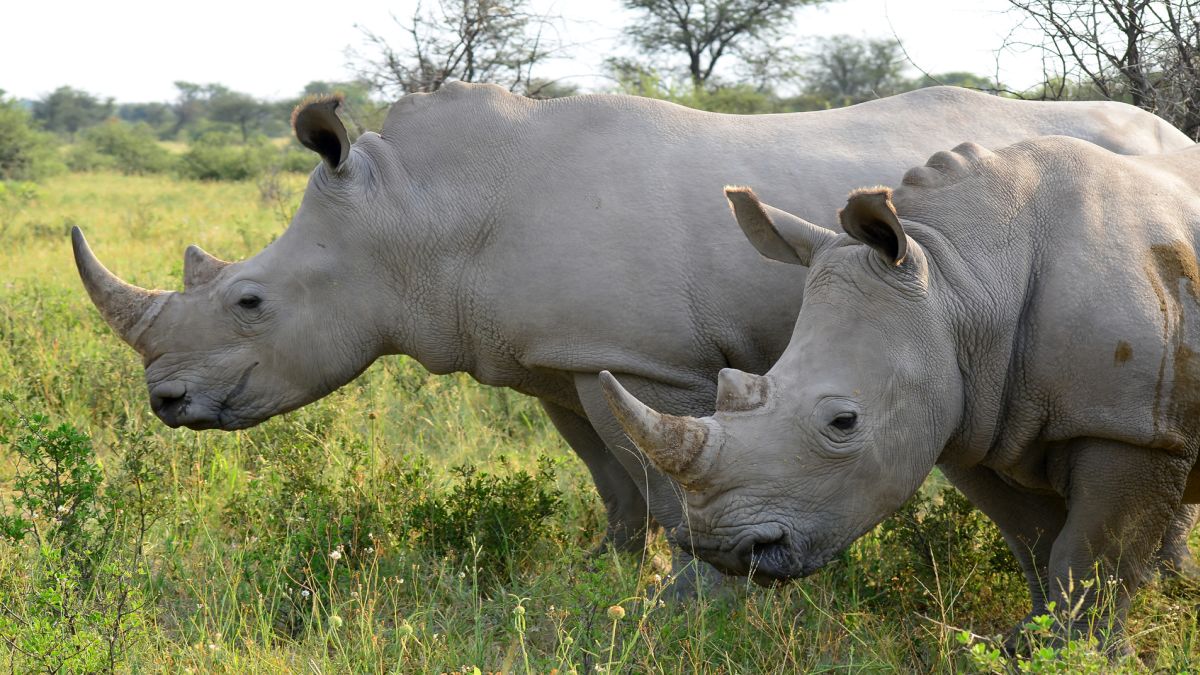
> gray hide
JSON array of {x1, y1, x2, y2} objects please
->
[
  {"x1": 603, "y1": 137, "x2": 1200, "y2": 643},
  {"x1": 72, "y1": 82, "x2": 1195, "y2": 592}
]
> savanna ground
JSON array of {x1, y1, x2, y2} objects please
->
[{"x1": 2, "y1": 171, "x2": 1200, "y2": 673}]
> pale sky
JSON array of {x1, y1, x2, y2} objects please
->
[{"x1": 4, "y1": 0, "x2": 1047, "y2": 102}]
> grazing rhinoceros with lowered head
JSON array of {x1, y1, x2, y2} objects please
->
[
  {"x1": 602, "y1": 136, "x2": 1200, "y2": 641},
  {"x1": 72, "y1": 81, "x2": 1196, "y2": 592}
]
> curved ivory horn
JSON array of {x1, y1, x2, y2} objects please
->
[
  {"x1": 183, "y1": 244, "x2": 230, "y2": 290},
  {"x1": 599, "y1": 371, "x2": 721, "y2": 487},
  {"x1": 71, "y1": 227, "x2": 171, "y2": 352}
]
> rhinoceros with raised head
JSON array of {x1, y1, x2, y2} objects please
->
[
  {"x1": 73, "y1": 82, "x2": 1196, "y2": 591},
  {"x1": 602, "y1": 136, "x2": 1200, "y2": 639}
]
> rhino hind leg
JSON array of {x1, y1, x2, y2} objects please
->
[
  {"x1": 540, "y1": 400, "x2": 651, "y2": 554},
  {"x1": 1154, "y1": 502, "x2": 1200, "y2": 579}
]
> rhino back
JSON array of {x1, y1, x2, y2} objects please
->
[
  {"x1": 372, "y1": 84, "x2": 1191, "y2": 407},
  {"x1": 897, "y1": 137, "x2": 1200, "y2": 486}
]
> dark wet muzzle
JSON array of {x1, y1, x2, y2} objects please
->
[
  {"x1": 672, "y1": 525, "x2": 799, "y2": 584},
  {"x1": 149, "y1": 381, "x2": 219, "y2": 429}
]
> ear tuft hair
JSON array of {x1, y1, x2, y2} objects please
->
[{"x1": 290, "y1": 94, "x2": 344, "y2": 130}]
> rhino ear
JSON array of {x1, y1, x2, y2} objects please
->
[
  {"x1": 725, "y1": 186, "x2": 836, "y2": 267},
  {"x1": 839, "y1": 187, "x2": 907, "y2": 266},
  {"x1": 292, "y1": 95, "x2": 349, "y2": 171}
]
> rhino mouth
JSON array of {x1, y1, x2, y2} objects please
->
[
  {"x1": 149, "y1": 362, "x2": 261, "y2": 431},
  {"x1": 674, "y1": 523, "x2": 808, "y2": 583}
]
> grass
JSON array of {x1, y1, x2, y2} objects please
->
[{"x1": 1, "y1": 171, "x2": 1199, "y2": 672}]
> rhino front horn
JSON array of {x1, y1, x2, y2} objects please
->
[
  {"x1": 599, "y1": 371, "x2": 720, "y2": 487},
  {"x1": 71, "y1": 227, "x2": 171, "y2": 353}
]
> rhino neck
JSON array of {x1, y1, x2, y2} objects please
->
[
  {"x1": 903, "y1": 204, "x2": 1044, "y2": 468},
  {"x1": 370, "y1": 91, "x2": 528, "y2": 380}
]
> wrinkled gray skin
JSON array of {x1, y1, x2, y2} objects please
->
[
  {"x1": 603, "y1": 137, "x2": 1200, "y2": 643},
  {"x1": 72, "y1": 82, "x2": 1197, "y2": 594}
]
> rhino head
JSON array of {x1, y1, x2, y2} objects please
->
[
  {"x1": 73, "y1": 98, "x2": 396, "y2": 430},
  {"x1": 602, "y1": 186, "x2": 965, "y2": 583}
]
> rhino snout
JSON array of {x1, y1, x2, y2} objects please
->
[
  {"x1": 673, "y1": 524, "x2": 801, "y2": 583},
  {"x1": 150, "y1": 381, "x2": 220, "y2": 430}
]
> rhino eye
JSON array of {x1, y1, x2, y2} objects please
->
[
  {"x1": 830, "y1": 412, "x2": 858, "y2": 431},
  {"x1": 237, "y1": 295, "x2": 262, "y2": 310}
]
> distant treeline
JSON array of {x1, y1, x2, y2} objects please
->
[
  {"x1": 18, "y1": 80, "x2": 384, "y2": 143},
  {"x1": 0, "y1": 80, "x2": 391, "y2": 183}
]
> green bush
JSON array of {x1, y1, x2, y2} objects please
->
[
  {"x1": 861, "y1": 481, "x2": 1025, "y2": 631},
  {"x1": 177, "y1": 139, "x2": 274, "y2": 181},
  {"x1": 278, "y1": 143, "x2": 317, "y2": 173},
  {"x1": 0, "y1": 397, "x2": 166, "y2": 672},
  {"x1": 0, "y1": 95, "x2": 63, "y2": 181},
  {"x1": 68, "y1": 119, "x2": 175, "y2": 174},
  {"x1": 405, "y1": 455, "x2": 563, "y2": 577}
]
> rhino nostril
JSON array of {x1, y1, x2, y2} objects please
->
[
  {"x1": 150, "y1": 382, "x2": 188, "y2": 417},
  {"x1": 748, "y1": 534, "x2": 790, "y2": 577}
]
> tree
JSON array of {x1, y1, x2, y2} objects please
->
[
  {"x1": 31, "y1": 87, "x2": 113, "y2": 139},
  {"x1": 804, "y1": 35, "x2": 907, "y2": 104},
  {"x1": 169, "y1": 81, "x2": 217, "y2": 139},
  {"x1": 0, "y1": 91, "x2": 63, "y2": 181},
  {"x1": 1006, "y1": 0, "x2": 1200, "y2": 138},
  {"x1": 620, "y1": 0, "x2": 830, "y2": 88},
  {"x1": 208, "y1": 90, "x2": 270, "y2": 142},
  {"x1": 117, "y1": 102, "x2": 175, "y2": 134},
  {"x1": 347, "y1": 0, "x2": 561, "y2": 97}
]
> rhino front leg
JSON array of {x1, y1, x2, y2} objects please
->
[
  {"x1": 1155, "y1": 502, "x2": 1200, "y2": 578},
  {"x1": 1044, "y1": 439, "x2": 1193, "y2": 651},
  {"x1": 541, "y1": 399, "x2": 652, "y2": 555},
  {"x1": 940, "y1": 464, "x2": 1067, "y2": 625},
  {"x1": 573, "y1": 372, "x2": 726, "y2": 596}
]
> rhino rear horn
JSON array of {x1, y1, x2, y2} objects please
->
[
  {"x1": 71, "y1": 227, "x2": 171, "y2": 353},
  {"x1": 183, "y1": 244, "x2": 230, "y2": 290},
  {"x1": 292, "y1": 95, "x2": 349, "y2": 171},
  {"x1": 716, "y1": 368, "x2": 768, "y2": 412},
  {"x1": 599, "y1": 371, "x2": 721, "y2": 488}
]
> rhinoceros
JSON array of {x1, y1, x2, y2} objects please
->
[
  {"x1": 72, "y1": 81, "x2": 1196, "y2": 591},
  {"x1": 601, "y1": 136, "x2": 1200, "y2": 640}
]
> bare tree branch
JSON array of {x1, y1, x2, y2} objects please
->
[
  {"x1": 347, "y1": 0, "x2": 564, "y2": 97},
  {"x1": 1004, "y1": 0, "x2": 1200, "y2": 139}
]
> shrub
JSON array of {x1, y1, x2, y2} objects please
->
[
  {"x1": 278, "y1": 142, "x2": 317, "y2": 173},
  {"x1": 0, "y1": 397, "x2": 167, "y2": 672},
  {"x1": 177, "y1": 139, "x2": 274, "y2": 181},
  {"x1": 68, "y1": 119, "x2": 175, "y2": 174},
  {"x1": 0, "y1": 95, "x2": 63, "y2": 181},
  {"x1": 861, "y1": 481, "x2": 1025, "y2": 630},
  {"x1": 405, "y1": 455, "x2": 563, "y2": 577}
]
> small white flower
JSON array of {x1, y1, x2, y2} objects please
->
[
  {"x1": 301, "y1": 589, "x2": 311, "y2": 598},
  {"x1": 329, "y1": 549, "x2": 342, "y2": 561}
]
